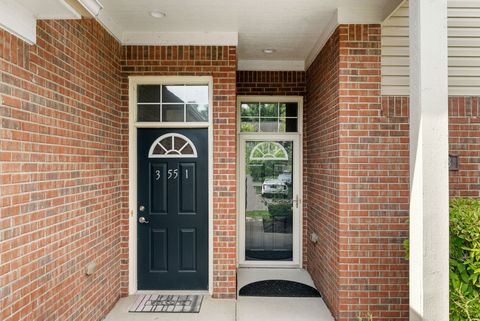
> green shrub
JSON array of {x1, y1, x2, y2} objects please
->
[
  {"x1": 449, "y1": 198, "x2": 480, "y2": 321},
  {"x1": 267, "y1": 203, "x2": 292, "y2": 218},
  {"x1": 404, "y1": 198, "x2": 480, "y2": 320}
]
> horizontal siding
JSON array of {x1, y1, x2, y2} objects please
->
[{"x1": 382, "y1": 0, "x2": 480, "y2": 96}]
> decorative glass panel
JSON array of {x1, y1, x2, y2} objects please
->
[
  {"x1": 149, "y1": 133, "x2": 198, "y2": 158},
  {"x1": 137, "y1": 84, "x2": 209, "y2": 123},
  {"x1": 244, "y1": 140, "x2": 294, "y2": 261},
  {"x1": 138, "y1": 104, "x2": 160, "y2": 122},
  {"x1": 185, "y1": 85, "x2": 208, "y2": 104},
  {"x1": 138, "y1": 85, "x2": 160, "y2": 103},
  {"x1": 239, "y1": 101, "x2": 298, "y2": 133},
  {"x1": 260, "y1": 103, "x2": 278, "y2": 117},
  {"x1": 250, "y1": 142, "x2": 289, "y2": 161},
  {"x1": 162, "y1": 104, "x2": 184, "y2": 122},
  {"x1": 186, "y1": 104, "x2": 208, "y2": 122},
  {"x1": 162, "y1": 85, "x2": 186, "y2": 103},
  {"x1": 241, "y1": 103, "x2": 260, "y2": 117},
  {"x1": 259, "y1": 118, "x2": 278, "y2": 132},
  {"x1": 240, "y1": 118, "x2": 259, "y2": 132}
]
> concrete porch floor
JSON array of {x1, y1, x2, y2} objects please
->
[{"x1": 104, "y1": 269, "x2": 334, "y2": 321}]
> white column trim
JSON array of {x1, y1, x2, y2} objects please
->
[{"x1": 409, "y1": 0, "x2": 449, "y2": 320}]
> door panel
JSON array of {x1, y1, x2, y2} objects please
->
[
  {"x1": 150, "y1": 229, "x2": 168, "y2": 271},
  {"x1": 179, "y1": 228, "x2": 197, "y2": 271},
  {"x1": 138, "y1": 128, "x2": 208, "y2": 290}
]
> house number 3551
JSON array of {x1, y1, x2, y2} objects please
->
[{"x1": 155, "y1": 169, "x2": 189, "y2": 180}]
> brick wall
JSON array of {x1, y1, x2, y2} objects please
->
[
  {"x1": 448, "y1": 96, "x2": 480, "y2": 197},
  {"x1": 381, "y1": 96, "x2": 480, "y2": 198},
  {"x1": 236, "y1": 70, "x2": 306, "y2": 96},
  {"x1": 0, "y1": 20, "x2": 124, "y2": 321},
  {"x1": 306, "y1": 25, "x2": 410, "y2": 321},
  {"x1": 307, "y1": 24, "x2": 480, "y2": 321},
  {"x1": 120, "y1": 45, "x2": 238, "y2": 298},
  {"x1": 336, "y1": 25, "x2": 409, "y2": 321},
  {"x1": 305, "y1": 27, "x2": 341, "y2": 317}
]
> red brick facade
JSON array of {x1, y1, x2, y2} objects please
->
[
  {"x1": 306, "y1": 25, "x2": 410, "y2": 321},
  {"x1": 236, "y1": 70, "x2": 306, "y2": 96},
  {"x1": 120, "y1": 45, "x2": 238, "y2": 298},
  {"x1": 306, "y1": 25, "x2": 480, "y2": 321},
  {"x1": 0, "y1": 20, "x2": 124, "y2": 321},
  {"x1": 305, "y1": 26, "x2": 341, "y2": 318},
  {"x1": 1, "y1": 15, "x2": 480, "y2": 321}
]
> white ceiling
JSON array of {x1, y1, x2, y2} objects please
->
[
  {"x1": 97, "y1": 0, "x2": 403, "y2": 69},
  {"x1": 0, "y1": 0, "x2": 404, "y2": 70}
]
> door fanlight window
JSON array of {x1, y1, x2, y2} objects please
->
[
  {"x1": 249, "y1": 142, "x2": 289, "y2": 161},
  {"x1": 148, "y1": 133, "x2": 198, "y2": 158}
]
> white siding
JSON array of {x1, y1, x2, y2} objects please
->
[{"x1": 382, "y1": 0, "x2": 480, "y2": 96}]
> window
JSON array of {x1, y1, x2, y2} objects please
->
[
  {"x1": 137, "y1": 84, "x2": 209, "y2": 122},
  {"x1": 240, "y1": 101, "x2": 298, "y2": 133},
  {"x1": 148, "y1": 133, "x2": 198, "y2": 158}
]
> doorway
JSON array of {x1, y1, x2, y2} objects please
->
[{"x1": 237, "y1": 96, "x2": 303, "y2": 267}]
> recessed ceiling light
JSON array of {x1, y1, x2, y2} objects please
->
[
  {"x1": 263, "y1": 49, "x2": 276, "y2": 54},
  {"x1": 150, "y1": 10, "x2": 166, "y2": 18}
]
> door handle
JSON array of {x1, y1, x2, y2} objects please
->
[
  {"x1": 293, "y1": 194, "x2": 300, "y2": 209},
  {"x1": 138, "y1": 216, "x2": 149, "y2": 224}
]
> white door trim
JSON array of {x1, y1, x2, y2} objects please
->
[
  {"x1": 236, "y1": 96, "x2": 304, "y2": 268},
  {"x1": 128, "y1": 76, "x2": 214, "y2": 294}
]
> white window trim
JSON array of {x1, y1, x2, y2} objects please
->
[
  {"x1": 128, "y1": 76, "x2": 214, "y2": 294},
  {"x1": 236, "y1": 96, "x2": 304, "y2": 268}
]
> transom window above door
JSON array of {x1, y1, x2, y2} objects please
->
[
  {"x1": 240, "y1": 101, "x2": 298, "y2": 133},
  {"x1": 137, "y1": 84, "x2": 209, "y2": 122}
]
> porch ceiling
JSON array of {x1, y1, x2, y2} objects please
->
[{"x1": 97, "y1": 0, "x2": 403, "y2": 70}]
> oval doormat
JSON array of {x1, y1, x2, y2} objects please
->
[{"x1": 239, "y1": 280, "x2": 321, "y2": 297}]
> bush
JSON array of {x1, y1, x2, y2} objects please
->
[
  {"x1": 267, "y1": 203, "x2": 292, "y2": 218},
  {"x1": 449, "y1": 198, "x2": 480, "y2": 320},
  {"x1": 405, "y1": 198, "x2": 480, "y2": 320}
]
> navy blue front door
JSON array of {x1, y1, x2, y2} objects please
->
[{"x1": 137, "y1": 128, "x2": 208, "y2": 290}]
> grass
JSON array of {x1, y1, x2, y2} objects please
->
[{"x1": 246, "y1": 210, "x2": 271, "y2": 219}]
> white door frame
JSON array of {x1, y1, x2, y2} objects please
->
[
  {"x1": 128, "y1": 76, "x2": 214, "y2": 294},
  {"x1": 236, "y1": 96, "x2": 304, "y2": 268}
]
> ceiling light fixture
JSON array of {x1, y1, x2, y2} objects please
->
[
  {"x1": 150, "y1": 10, "x2": 166, "y2": 18},
  {"x1": 263, "y1": 49, "x2": 276, "y2": 54}
]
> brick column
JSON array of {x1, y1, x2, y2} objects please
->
[{"x1": 336, "y1": 24, "x2": 409, "y2": 321}]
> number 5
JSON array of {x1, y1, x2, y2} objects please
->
[{"x1": 168, "y1": 169, "x2": 178, "y2": 180}]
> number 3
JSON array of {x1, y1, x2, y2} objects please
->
[{"x1": 155, "y1": 170, "x2": 161, "y2": 180}]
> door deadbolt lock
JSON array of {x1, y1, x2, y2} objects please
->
[
  {"x1": 138, "y1": 216, "x2": 149, "y2": 224},
  {"x1": 139, "y1": 205, "x2": 145, "y2": 212}
]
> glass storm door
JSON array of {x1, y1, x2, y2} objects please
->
[{"x1": 239, "y1": 135, "x2": 301, "y2": 266}]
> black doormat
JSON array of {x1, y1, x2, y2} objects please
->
[
  {"x1": 239, "y1": 280, "x2": 321, "y2": 297},
  {"x1": 129, "y1": 295, "x2": 203, "y2": 313},
  {"x1": 245, "y1": 250, "x2": 293, "y2": 261}
]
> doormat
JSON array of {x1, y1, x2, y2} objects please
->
[
  {"x1": 239, "y1": 280, "x2": 321, "y2": 297},
  {"x1": 246, "y1": 250, "x2": 293, "y2": 261},
  {"x1": 129, "y1": 294, "x2": 203, "y2": 313}
]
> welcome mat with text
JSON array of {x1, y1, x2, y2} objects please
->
[{"x1": 129, "y1": 294, "x2": 203, "y2": 313}]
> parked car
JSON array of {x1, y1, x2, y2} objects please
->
[
  {"x1": 277, "y1": 171, "x2": 292, "y2": 185},
  {"x1": 261, "y1": 179, "x2": 288, "y2": 197}
]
